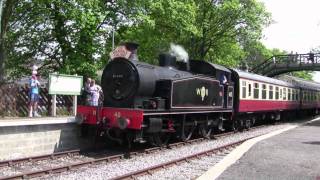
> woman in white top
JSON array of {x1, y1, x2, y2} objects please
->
[{"x1": 89, "y1": 79, "x2": 102, "y2": 106}]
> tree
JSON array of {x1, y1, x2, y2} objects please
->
[
  {"x1": 117, "y1": 0, "x2": 271, "y2": 67},
  {"x1": 4, "y1": 0, "x2": 272, "y2": 80},
  {"x1": 116, "y1": 0, "x2": 198, "y2": 64},
  {"x1": 0, "y1": 0, "x2": 17, "y2": 81},
  {"x1": 5, "y1": 0, "x2": 129, "y2": 79},
  {"x1": 188, "y1": 0, "x2": 271, "y2": 65}
]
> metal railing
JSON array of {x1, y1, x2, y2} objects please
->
[{"x1": 251, "y1": 53, "x2": 320, "y2": 77}]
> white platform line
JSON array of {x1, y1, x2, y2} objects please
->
[{"x1": 0, "y1": 117, "x2": 76, "y2": 127}]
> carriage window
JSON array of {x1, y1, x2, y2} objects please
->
[
  {"x1": 253, "y1": 83, "x2": 259, "y2": 99},
  {"x1": 288, "y1": 89, "x2": 291, "y2": 101},
  {"x1": 283, "y1": 88, "x2": 287, "y2": 100},
  {"x1": 280, "y1": 88, "x2": 282, "y2": 99},
  {"x1": 269, "y1": 85, "x2": 273, "y2": 100},
  {"x1": 242, "y1": 81, "x2": 246, "y2": 99},
  {"x1": 262, "y1": 84, "x2": 267, "y2": 99},
  {"x1": 297, "y1": 90, "x2": 299, "y2": 101},
  {"x1": 312, "y1": 92, "x2": 315, "y2": 101},
  {"x1": 248, "y1": 84, "x2": 252, "y2": 97},
  {"x1": 292, "y1": 90, "x2": 295, "y2": 101},
  {"x1": 275, "y1": 87, "x2": 279, "y2": 100},
  {"x1": 308, "y1": 92, "x2": 311, "y2": 101}
]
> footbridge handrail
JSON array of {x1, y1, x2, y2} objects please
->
[{"x1": 250, "y1": 53, "x2": 320, "y2": 77}]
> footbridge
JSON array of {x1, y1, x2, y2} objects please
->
[{"x1": 250, "y1": 53, "x2": 320, "y2": 77}]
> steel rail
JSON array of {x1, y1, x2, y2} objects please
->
[
  {"x1": 0, "y1": 149, "x2": 81, "y2": 167},
  {"x1": 109, "y1": 139, "x2": 248, "y2": 180},
  {"x1": 0, "y1": 124, "x2": 267, "y2": 180}
]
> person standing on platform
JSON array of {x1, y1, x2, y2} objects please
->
[
  {"x1": 89, "y1": 79, "x2": 102, "y2": 106},
  {"x1": 28, "y1": 66, "x2": 41, "y2": 117},
  {"x1": 84, "y1": 77, "x2": 92, "y2": 105}
]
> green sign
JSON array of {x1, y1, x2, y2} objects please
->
[{"x1": 49, "y1": 74, "x2": 83, "y2": 95}]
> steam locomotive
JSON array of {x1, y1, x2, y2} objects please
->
[{"x1": 77, "y1": 43, "x2": 320, "y2": 146}]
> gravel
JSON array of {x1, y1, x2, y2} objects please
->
[
  {"x1": 39, "y1": 122, "x2": 299, "y2": 180},
  {"x1": 0, "y1": 154, "x2": 91, "y2": 177}
]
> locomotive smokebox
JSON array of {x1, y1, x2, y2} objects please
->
[{"x1": 159, "y1": 53, "x2": 176, "y2": 68}]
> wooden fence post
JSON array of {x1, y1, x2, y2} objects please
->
[
  {"x1": 73, "y1": 95, "x2": 77, "y2": 116},
  {"x1": 52, "y1": 94, "x2": 56, "y2": 117}
]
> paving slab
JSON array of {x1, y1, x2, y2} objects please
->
[{"x1": 216, "y1": 120, "x2": 320, "y2": 180}]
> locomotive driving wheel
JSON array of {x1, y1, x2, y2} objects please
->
[
  {"x1": 199, "y1": 121, "x2": 213, "y2": 139},
  {"x1": 180, "y1": 117, "x2": 197, "y2": 141},
  {"x1": 149, "y1": 132, "x2": 171, "y2": 147},
  {"x1": 181, "y1": 125, "x2": 196, "y2": 141}
]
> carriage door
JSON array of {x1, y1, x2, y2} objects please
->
[{"x1": 247, "y1": 81, "x2": 253, "y2": 100}]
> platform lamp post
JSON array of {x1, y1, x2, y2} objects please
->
[
  {"x1": 112, "y1": 25, "x2": 115, "y2": 50},
  {"x1": 0, "y1": 0, "x2": 3, "y2": 36}
]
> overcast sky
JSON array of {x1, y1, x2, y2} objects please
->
[{"x1": 259, "y1": 0, "x2": 320, "y2": 82}]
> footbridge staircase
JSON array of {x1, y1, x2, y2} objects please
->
[{"x1": 250, "y1": 53, "x2": 320, "y2": 77}]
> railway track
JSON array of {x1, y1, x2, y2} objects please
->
[
  {"x1": 0, "y1": 124, "x2": 267, "y2": 180},
  {"x1": 110, "y1": 139, "x2": 246, "y2": 180},
  {"x1": 0, "y1": 149, "x2": 81, "y2": 168}
]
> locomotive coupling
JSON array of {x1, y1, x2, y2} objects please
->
[{"x1": 117, "y1": 117, "x2": 131, "y2": 130}]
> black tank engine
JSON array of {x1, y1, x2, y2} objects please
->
[
  {"x1": 78, "y1": 43, "x2": 234, "y2": 146},
  {"x1": 101, "y1": 44, "x2": 233, "y2": 111}
]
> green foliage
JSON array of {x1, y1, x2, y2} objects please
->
[
  {"x1": 3, "y1": 0, "x2": 281, "y2": 80},
  {"x1": 118, "y1": 0, "x2": 198, "y2": 64},
  {"x1": 6, "y1": 0, "x2": 106, "y2": 79}
]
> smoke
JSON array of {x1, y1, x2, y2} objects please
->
[{"x1": 169, "y1": 43, "x2": 189, "y2": 63}]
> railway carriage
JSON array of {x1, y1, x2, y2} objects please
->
[
  {"x1": 231, "y1": 70, "x2": 320, "y2": 128},
  {"x1": 290, "y1": 77, "x2": 320, "y2": 111}
]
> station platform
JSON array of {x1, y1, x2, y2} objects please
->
[
  {"x1": 198, "y1": 118, "x2": 320, "y2": 180},
  {"x1": 0, "y1": 116, "x2": 81, "y2": 160},
  {"x1": 0, "y1": 116, "x2": 76, "y2": 127}
]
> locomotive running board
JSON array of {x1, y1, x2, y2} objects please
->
[{"x1": 143, "y1": 109, "x2": 232, "y2": 116}]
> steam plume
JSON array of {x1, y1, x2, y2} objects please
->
[{"x1": 169, "y1": 43, "x2": 189, "y2": 63}]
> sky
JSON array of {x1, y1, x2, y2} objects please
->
[{"x1": 259, "y1": 0, "x2": 320, "y2": 82}]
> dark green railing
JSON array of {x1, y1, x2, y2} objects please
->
[{"x1": 250, "y1": 53, "x2": 320, "y2": 77}]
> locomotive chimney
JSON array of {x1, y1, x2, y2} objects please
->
[
  {"x1": 159, "y1": 53, "x2": 177, "y2": 68},
  {"x1": 169, "y1": 43, "x2": 190, "y2": 71},
  {"x1": 124, "y1": 42, "x2": 139, "y2": 61}
]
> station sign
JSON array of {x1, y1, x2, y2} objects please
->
[{"x1": 49, "y1": 74, "x2": 83, "y2": 95}]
